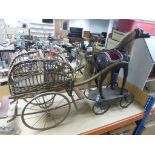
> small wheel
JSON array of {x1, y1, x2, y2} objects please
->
[
  {"x1": 84, "y1": 88, "x2": 98, "y2": 101},
  {"x1": 93, "y1": 101, "x2": 110, "y2": 115},
  {"x1": 120, "y1": 93, "x2": 134, "y2": 108},
  {"x1": 21, "y1": 92, "x2": 71, "y2": 130}
]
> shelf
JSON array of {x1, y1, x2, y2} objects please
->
[
  {"x1": 0, "y1": 82, "x2": 149, "y2": 135},
  {"x1": 30, "y1": 32, "x2": 55, "y2": 38},
  {"x1": 0, "y1": 77, "x2": 152, "y2": 135},
  {"x1": 81, "y1": 112, "x2": 145, "y2": 135},
  {"x1": 30, "y1": 33, "x2": 54, "y2": 37},
  {"x1": 30, "y1": 30, "x2": 54, "y2": 34},
  {"x1": 0, "y1": 97, "x2": 145, "y2": 135},
  {"x1": 30, "y1": 22, "x2": 55, "y2": 27},
  {"x1": 30, "y1": 27, "x2": 54, "y2": 31},
  {"x1": 29, "y1": 22, "x2": 55, "y2": 39}
]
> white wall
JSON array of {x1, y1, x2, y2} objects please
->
[
  {"x1": 89, "y1": 19, "x2": 110, "y2": 33},
  {"x1": 69, "y1": 19, "x2": 90, "y2": 31},
  {"x1": 5, "y1": 19, "x2": 110, "y2": 33},
  {"x1": 4, "y1": 19, "x2": 21, "y2": 27},
  {"x1": 4, "y1": 19, "x2": 55, "y2": 27},
  {"x1": 69, "y1": 19, "x2": 110, "y2": 33}
]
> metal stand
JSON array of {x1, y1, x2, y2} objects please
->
[{"x1": 84, "y1": 87, "x2": 134, "y2": 115}]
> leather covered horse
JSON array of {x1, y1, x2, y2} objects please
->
[{"x1": 84, "y1": 28, "x2": 150, "y2": 99}]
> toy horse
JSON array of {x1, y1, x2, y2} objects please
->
[{"x1": 84, "y1": 28, "x2": 150, "y2": 99}]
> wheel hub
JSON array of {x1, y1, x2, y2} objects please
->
[{"x1": 46, "y1": 112, "x2": 51, "y2": 117}]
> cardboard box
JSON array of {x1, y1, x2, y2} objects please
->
[
  {"x1": 145, "y1": 80, "x2": 155, "y2": 92},
  {"x1": 83, "y1": 31, "x2": 91, "y2": 38},
  {"x1": 106, "y1": 38, "x2": 119, "y2": 49},
  {"x1": 112, "y1": 29, "x2": 126, "y2": 42}
]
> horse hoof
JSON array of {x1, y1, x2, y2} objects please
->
[
  {"x1": 120, "y1": 92, "x2": 123, "y2": 95},
  {"x1": 111, "y1": 86, "x2": 114, "y2": 90}
]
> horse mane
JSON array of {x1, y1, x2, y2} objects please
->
[{"x1": 114, "y1": 30, "x2": 136, "y2": 55}]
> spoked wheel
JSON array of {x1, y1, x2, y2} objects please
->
[
  {"x1": 23, "y1": 98, "x2": 29, "y2": 102},
  {"x1": 93, "y1": 101, "x2": 110, "y2": 115},
  {"x1": 23, "y1": 97, "x2": 34, "y2": 103},
  {"x1": 120, "y1": 93, "x2": 134, "y2": 108},
  {"x1": 24, "y1": 95, "x2": 55, "y2": 108},
  {"x1": 21, "y1": 92, "x2": 71, "y2": 130}
]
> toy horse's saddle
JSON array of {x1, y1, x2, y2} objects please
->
[{"x1": 103, "y1": 49, "x2": 123, "y2": 61}]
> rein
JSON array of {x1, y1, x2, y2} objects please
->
[
  {"x1": 104, "y1": 49, "x2": 124, "y2": 61},
  {"x1": 115, "y1": 30, "x2": 136, "y2": 51}
]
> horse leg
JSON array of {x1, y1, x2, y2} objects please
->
[
  {"x1": 110, "y1": 69, "x2": 114, "y2": 90},
  {"x1": 94, "y1": 68, "x2": 99, "y2": 88},
  {"x1": 95, "y1": 78, "x2": 98, "y2": 88},
  {"x1": 111, "y1": 68, "x2": 120, "y2": 89},
  {"x1": 98, "y1": 73, "x2": 107, "y2": 99},
  {"x1": 114, "y1": 68, "x2": 120, "y2": 87},
  {"x1": 88, "y1": 81, "x2": 92, "y2": 90},
  {"x1": 120, "y1": 65, "x2": 128, "y2": 95}
]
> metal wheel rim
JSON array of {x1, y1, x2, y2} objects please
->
[
  {"x1": 120, "y1": 94, "x2": 134, "y2": 108},
  {"x1": 21, "y1": 92, "x2": 71, "y2": 130},
  {"x1": 93, "y1": 101, "x2": 110, "y2": 115},
  {"x1": 84, "y1": 88, "x2": 98, "y2": 101}
]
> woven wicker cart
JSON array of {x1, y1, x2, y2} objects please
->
[
  {"x1": 7, "y1": 51, "x2": 132, "y2": 131},
  {"x1": 8, "y1": 58, "x2": 78, "y2": 130}
]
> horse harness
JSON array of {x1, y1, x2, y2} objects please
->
[
  {"x1": 103, "y1": 49, "x2": 124, "y2": 62},
  {"x1": 92, "y1": 49, "x2": 124, "y2": 75}
]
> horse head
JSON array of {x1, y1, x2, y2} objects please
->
[
  {"x1": 115, "y1": 28, "x2": 150, "y2": 55},
  {"x1": 134, "y1": 28, "x2": 150, "y2": 39}
]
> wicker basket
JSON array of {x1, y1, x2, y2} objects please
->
[{"x1": 8, "y1": 59, "x2": 75, "y2": 100}]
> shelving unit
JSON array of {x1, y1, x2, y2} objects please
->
[{"x1": 29, "y1": 21, "x2": 55, "y2": 40}]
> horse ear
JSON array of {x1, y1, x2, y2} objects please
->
[{"x1": 135, "y1": 28, "x2": 140, "y2": 38}]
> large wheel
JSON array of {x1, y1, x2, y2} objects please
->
[
  {"x1": 23, "y1": 97, "x2": 34, "y2": 103},
  {"x1": 21, "y1": 92, "x2": 71, "y2": 130},
  {"x1": 93, "y1": 101, "x2": 110, "y2": 115},
  {"x1": 120, "y1": 93, "x2": 134, "y2": 108}
]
